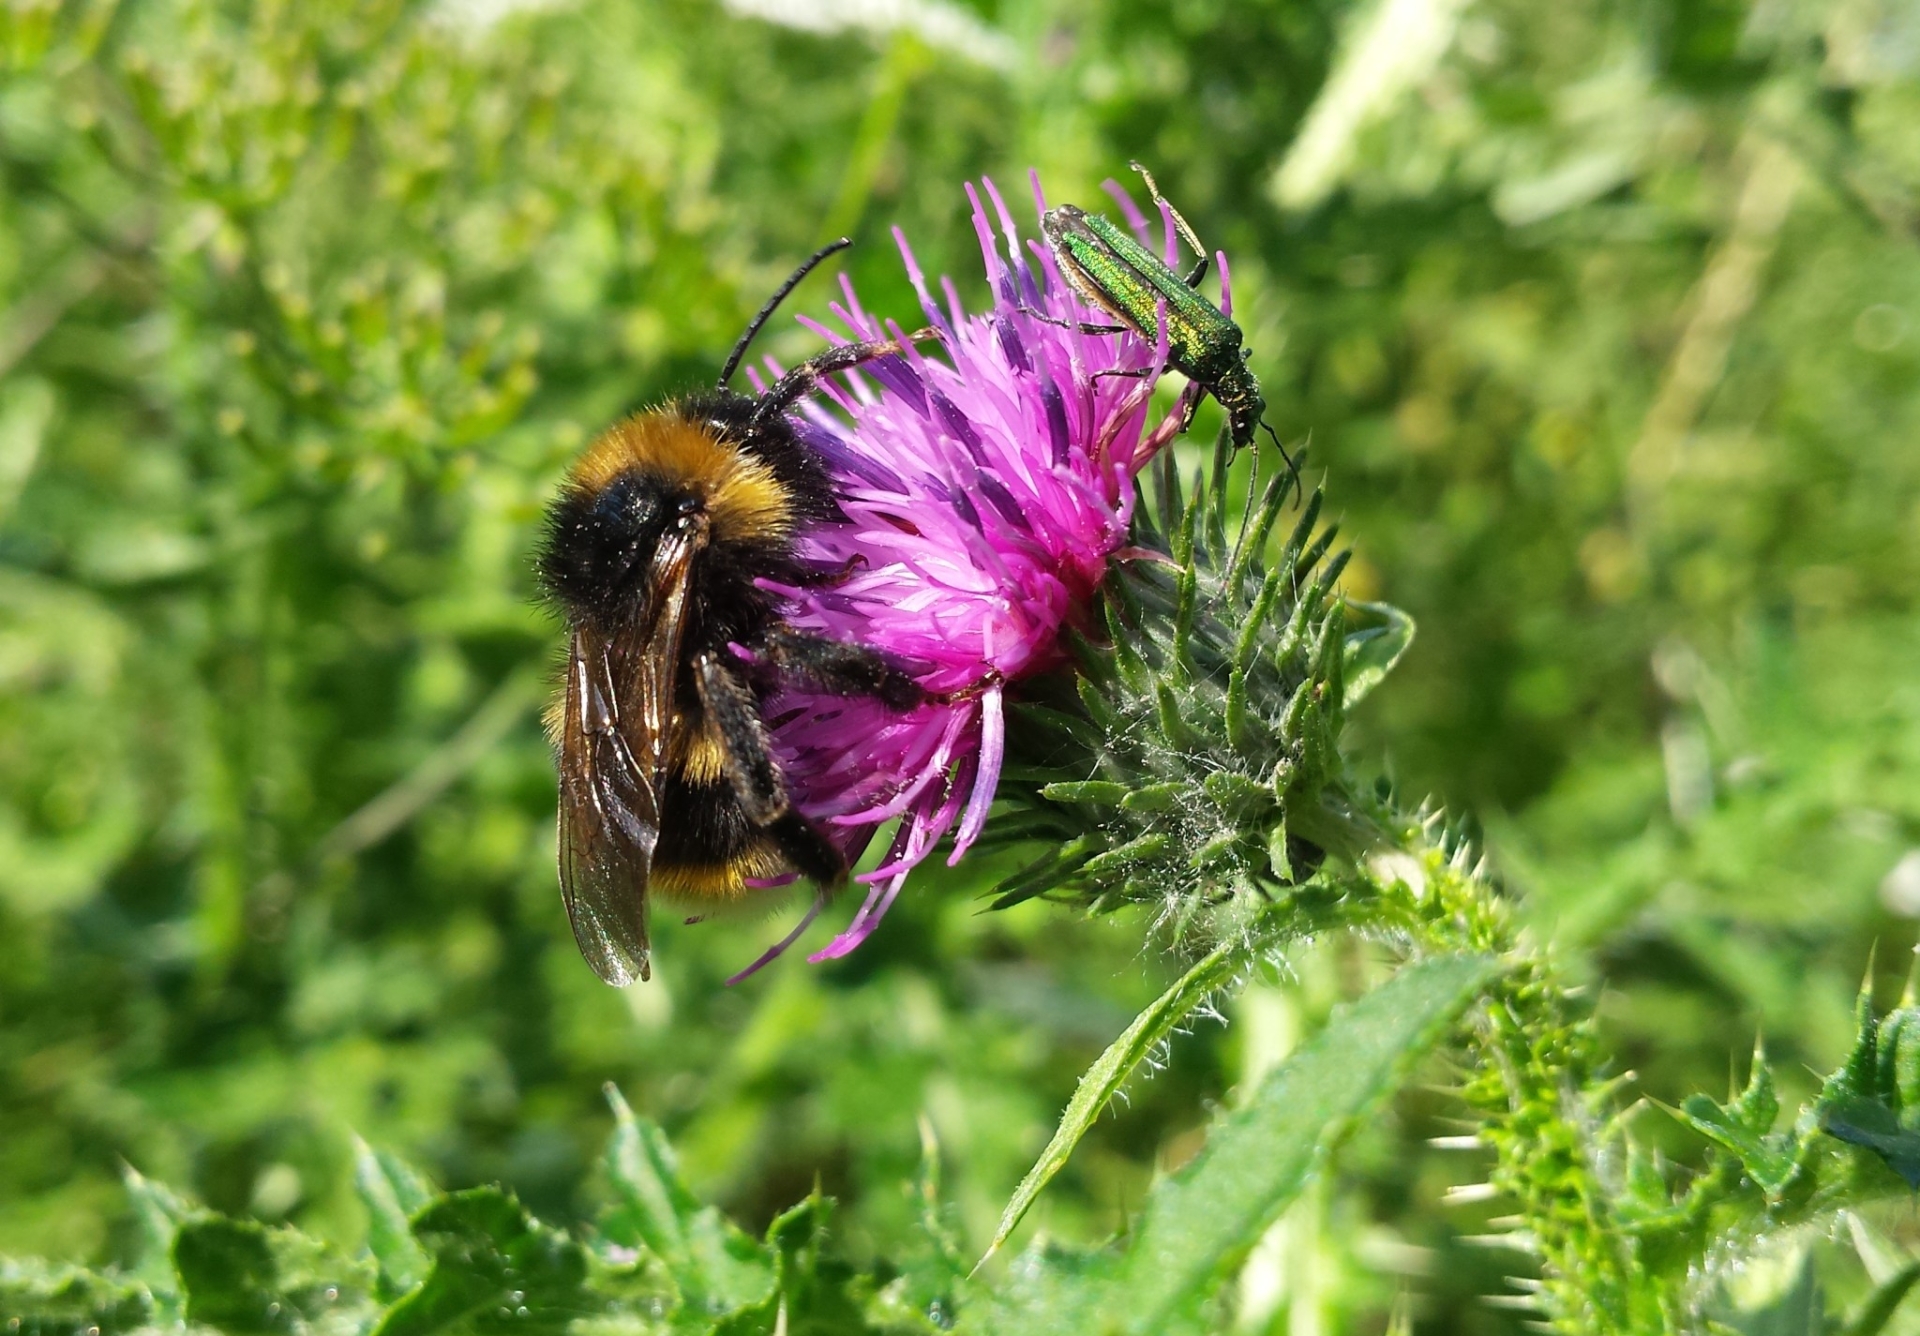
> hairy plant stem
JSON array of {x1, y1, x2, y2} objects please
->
[{"x1": 1361, "y1": 821, "x2": 1672, "y2": 1332}]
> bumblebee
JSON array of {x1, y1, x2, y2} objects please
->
[{"x1": 539, "y1": 240, "x2": 932, "y2": 986}]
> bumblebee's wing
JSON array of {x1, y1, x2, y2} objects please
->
[{"x1": 556, "y1": 529, "x2": 701, "y2": 985}]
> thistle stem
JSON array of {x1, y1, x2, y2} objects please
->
[{"x1": 1403, "y1": 838, "x2": 1673, "y2": 1332}]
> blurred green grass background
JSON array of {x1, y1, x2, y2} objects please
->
[{"x1": 2, "y1": 0, "x2": 1918, "y2": 1328}]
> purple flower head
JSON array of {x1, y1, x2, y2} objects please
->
[{"x1": 731, "y1": 174, "x2": 1220, "y2": 979}]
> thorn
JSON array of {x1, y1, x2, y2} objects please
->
[
  {"x1": 1457, "y1": 1233, "x2": 1537, "y2": 1253},
  {"x1": 1442, "y1": 1182, "x2": 1501, "y2": 1206},
  {"x1": 1482, "y1": 1294, "x2": 1542, "y2": 1311},
  {"x1": 1589, "y1": 1071, "x2": 1638, "y2": 1105},
  {"x1": 1428, "y1": 1135, "x2": 1485, "y2": 1151}
]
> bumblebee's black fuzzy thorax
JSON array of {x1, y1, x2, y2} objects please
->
[
  {"x1": 537, "y1": 468, "x2": 681, "y2": 628},
  {"x1": 536, "y1": 398, "x2": 840, "y2": 650},
  {"x1": 678, "y1": 390, "x2": 840, "y2": 523}
]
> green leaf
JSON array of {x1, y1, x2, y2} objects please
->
[
  {"x1": 1670, "y1": 1052, "x2": 1796, "y2": 1195},
  {"x1": 1676, "y1": 1093, "x2": 1798, "y2": 1195},
  {"x1": 601, "y1": 1084, "x2": 775, "y2": 1317},
  {"x1": 174, "y1": 1217, "x2": 374, "y2": 1335},
  {"x1": 1724, "y1": 1255, "x2": 1822, "y2": 1336},
  {"x1": 975, "y1": 936, "x2": 1248, "y2": 1269},
  {"x1": 1874, "y1": 1008, "x2": 1920, "y2": 1116},
  {"x1": 869, "y1": 1118, "x2": 968, "y2": 1332},
  {"x1": 968, "y1": 953, "x2": 1497, "y2": 1333},
  {"x1": 1843, "y1": 1262, "x2": 1920, "y2": 1336},
  {"x1": 1820, "y1": 1095, "x2": 1920, "y2": 1188},
  {"x1": 353, "y1": 1136, "x2": 432, "y2": 1299},
  {"x1": 372, "y1": 1189, "x2": 588, "y2": 1336},
  {"x1": 1340, "y1": 601, "x2": 1415, "y2": 709},
  {"x1": 121, "y1": 1161, "x2": 191, "y2": 1319},
  {"x1": 0, "y1": 1259, "x2": 156, "y2": 1336},
  {"x1": 1829, "y1": 976, "x2": 1883, "y2": 1105},
  {"x1": 1808, "y1": 975, "x2": 1920, "y2": 1187},
  {"x1": 1097, "y1": 953, "x2": 1497, "y2": 1332},
  {"x1": 717, "y1": 1193, "x2": 872, "y2": 1336}
]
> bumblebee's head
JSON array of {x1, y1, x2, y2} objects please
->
[
  {"x1": 538, "y1": 468, "x2": 681, "y2": 619},
  {"x1": 538, "y1": 405, "x2": 801, "y2": 621}
]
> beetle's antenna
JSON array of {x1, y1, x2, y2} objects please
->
[
  {"x1": 718, "y1": 237, "x2": 854, "y2": 390},
  {"x1": 1262, "y1": 420, "x2": 1304, "y2": 508},
  {"x1": 1128, "y1": 160, "x2": 1206, "y2": 266}
]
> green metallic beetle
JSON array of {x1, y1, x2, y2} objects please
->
[{"x1": 1040, "y1": 164, "x2": 1277, "y2": 455}]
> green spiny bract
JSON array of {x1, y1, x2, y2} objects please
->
[{"x1": 982, "y1": 439, "x2": 1401, "y2": 942}]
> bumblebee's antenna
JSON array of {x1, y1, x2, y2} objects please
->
[{"x1": 717, "y1": 237, "x2": 854, "y2": 390}]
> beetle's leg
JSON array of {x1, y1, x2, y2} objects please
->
[
  {"x1": 1181, "y1": 385, "x2": 1214, "y2": 431},
  {"x1": 1016, "y1": 305, "x2": 1132, "y2": 336}
]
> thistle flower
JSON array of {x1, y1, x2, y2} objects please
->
[{"x1": 730, "y1": 175, "x2": 1204, "y2": 976}]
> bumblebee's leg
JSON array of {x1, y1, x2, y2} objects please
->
[
  {"x1": 763, "y1": 810, "x2": 846, "y2": 887},
  {"x1": 694, "y1": 653, "x2": 785, "y2": 824},
  {"x1": 755, "y1": 327, "x2": 945, "y2": 423},
  {"x1": 763, "y1": 627, "x2": 924, "y2": 710},
  {"x1": 694, "y1": 653, "x2": 845, "y2": 884},
  {"x1": 788, "y1": 553, "x2": 867, "y2": 588}
]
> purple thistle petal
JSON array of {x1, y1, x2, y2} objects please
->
[
  {"x1": 893, "y1": 225, "x2": 952, "y2": 334},
  {"x1": 807, "y1": 879, "x2": 896, "y2": 961},
  {"x1": 1153, "y1": 195, "x2": 1181, "y2": 267},
  {"x1": 728, "y1": 174, "x2": 1198, "y2": 973},
  {"x1": 729, "y1": 893, "x2": 829, "y2": 984},
  {"x1": 1101, "y1": 176, "x2": 1153, "y2": 245},
  {"x1": 949, "y1": 684, "x2": 1004, "y2": 861}
]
